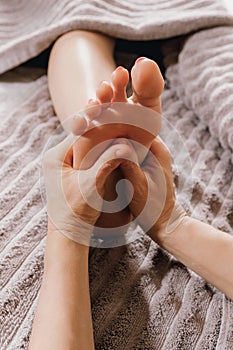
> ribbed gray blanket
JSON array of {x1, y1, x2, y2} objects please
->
[{"x1": 0, "y1": 1, "x2": 233, "y2": 349}]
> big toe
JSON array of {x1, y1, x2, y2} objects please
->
[{"x1": 131, "y1": 57, "x2": 164, "y2": 113}]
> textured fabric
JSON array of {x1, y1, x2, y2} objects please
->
[
  {"x1": 0, "y1": 25, "x2": 233, "y2": 347},
  {"x1": 0, "y1": 1, "x2": 233, "y2": 348},
  {"x1": 0, "y1": 0, "x2": 233, "y2": 74}
]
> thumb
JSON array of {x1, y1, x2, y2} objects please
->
[
  {"x1": 92, "y1": 138, "x2": 138, "y2": 188},
  {"x1": 120, "y1": 155, "x2": 148, "y2": 204},
  {"x1": 93, "y1": 140, "x2": 137, "y2": 190},
  {"x1": 119, "y1": 143, "x2": 149, "y2": 218},
  {"x1": 119, "y1": 144, "x2": 147, "y2": 189}
]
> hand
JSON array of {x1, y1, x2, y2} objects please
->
[
  {"x1": 42, "y1": 134, "x2": 128, "y2": 246},
  {"x1": 118, "y1": 137, "x2": 187, "y2": 239}
]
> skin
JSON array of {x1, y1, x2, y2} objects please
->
[
  {"x1": 29, "y1": 30, "x2": 233, "y2": 350},
  {"x1": 118, "y1": 141, "x2": 233, "y2": 300},
  {"x1": 29, "y1": 30, "x2": 165, "y2": 350},
  {"x1": 29, "y1": 30, "x2": 118, "y2": 350},
  {"x1": 48, "y1": 30, "x2": 164, "y2": 232},
  {"x1": 29, "y1": 136, "x2": 131, "y2": 350}
]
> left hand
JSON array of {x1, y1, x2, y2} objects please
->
[{"x1": 42, "y1": 134, "x2": 129, "y2": 245}]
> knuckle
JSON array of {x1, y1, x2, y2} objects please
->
[
  {"x1": 121, "y1": 158, "x2": 135, "y2": 170},
  {"x1": 96, "y1": 160, "x2": 117, "y2": 180}
]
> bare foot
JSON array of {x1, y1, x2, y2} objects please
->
[
  {"x1": 71, "y1": 57, "x2": 164, "y2": 228},
  {"x1": 72, "y1": 57, "x2": 164, "y2": 168}
]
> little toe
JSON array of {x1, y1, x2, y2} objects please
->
[
  {"x1": 111, "y1": 66, "x2": 129, "y2": 102},
  {"x1": 131, "y1": 57, "x2": 164, "y2": 113}
]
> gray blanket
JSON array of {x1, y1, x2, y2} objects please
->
[
  {"x1": 0, "y1": 1, "x2": 233, "y2": 349},
  {"x1": 0, "y1": 0, "x2": 233, "y2": 74}
]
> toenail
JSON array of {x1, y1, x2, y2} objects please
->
[
  {"x1": 115, "y1": 147, "x2": 128, "y2": 157},
  {"x1": 113, "y1": 66, "x2": 124, "y2": 75},
  {"x1": 136, "y1": 57, "x2": 147, "y2": 64},
  {"x1": 116, "y1": 66, "x2": 124, "y2": 71},
  {"x1": 97, "y1": 80, "x2": 109, "y2": 89},
  {"x1": 98, "y1": 80, "x2": 108, "y2": 88}
]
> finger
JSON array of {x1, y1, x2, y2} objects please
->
[
  {"x1": 120, "y1": 155, "x2": 147, "y2": 190},
  {"x1": 141, "y1": 137, "x2": 172, "y2": 174},
  {"x1": 116, "y1": 139, "x2": 147, "y2": 193},
  {"x1": 43, "y1": 134, "x2": 77, "y2": 168},
  {"x1": 71, "y1": 114, "x2": 89, "y2": 135},
  {"x1": 119, "y1": 152, "x2": 149, "y2": 217},
  {"x1": 150, "y1": 137, "x2": 172, "y2": 166},
  {"x1": 148, "y1": 138, "x2": 176, "y2": 203}
]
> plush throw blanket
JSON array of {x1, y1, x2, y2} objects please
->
[
  {"x1": 0, "y1": 0, "x2": 233, "y2": 74},
  {"x1": 0, "y1": 1, "x2": 233, "y2": 349}
]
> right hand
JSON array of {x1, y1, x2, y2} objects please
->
[{"x1": 118, "y1": 137, "x2": 186, "y2": 239}]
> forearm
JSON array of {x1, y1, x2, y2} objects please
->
[
  {"x1": 29, "y1": 228, "x2": 94, "y2": 350},
  {"x1": 154, "y1": 216, "x2": 233, "y2": 300}
]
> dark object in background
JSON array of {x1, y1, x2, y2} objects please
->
[{"x1": 22, "y1": 38, "x2": 165, "y2": 76}]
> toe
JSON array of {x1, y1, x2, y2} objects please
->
[
  {"x1": 85, "y1": 98, "x2": 102, "y2": 121},
  {"x1": 111, "y1": 66, "x2": 129, "y2": 102},
  {"x1": 131, "y1": 58, "x2": 164, "y2": 113},
  {"x1": 71, "y1": 113, "x2": 88, "y2": 135},
  {"x1": 96, "y1": 80, "x2": 113, "y2": 104}
]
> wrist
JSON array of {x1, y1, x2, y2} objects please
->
[
  {"x1": 47, "y1": 217, "x2": 93, "y2": 248},
  {"x1": 148, "y1": 203, "x2": 189, "y2": 246},
  {"x1": 44, "y1": 220, "x2": 90, "y2": 273},
  {"x1": 155, "y1": 214, "x2": 191, "y2": 249}
]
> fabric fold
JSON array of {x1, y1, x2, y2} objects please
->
[{"x1": 0, "y1": 0, "x2": 233, "y2": 74}]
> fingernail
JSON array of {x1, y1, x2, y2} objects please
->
[
  {"x1": 112, "y1": 138, "x2": 129, "y2": 145},
  {"x1": 87, "y1": 98, "x2": 95, "y2": 104},
  {"x1": 115, "y1": 147, "x2": 127, "y2": 157},
  {"x1": 72, "y1": 115, "x2": 88, "y2": 135}
]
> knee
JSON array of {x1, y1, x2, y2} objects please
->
[
  {"x1": 48, "y1": 30, "x2": 87, "y2": 66},
  {"x1": 53, "y1": 29, "x2": 108, "y2": 47},
  {"x1": 51, "y1": 30, "x2": 89, "y2": 50},
  {"x1": 51, "y1": 30, "x2": 114, "y2": 56}
]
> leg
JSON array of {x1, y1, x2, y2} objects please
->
[
  {"x1": 29, "y1": 30, "x2": 116, "y2": 350},
  {"x1": 48, "y1": 30, "x2": 116, "y2": 123},
  {"x1": 48, "y1": 29, "x2": 133, "y2": 228},
  {"x1": 30, "y1": 30, "x2": 164, "y2": 349}
]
